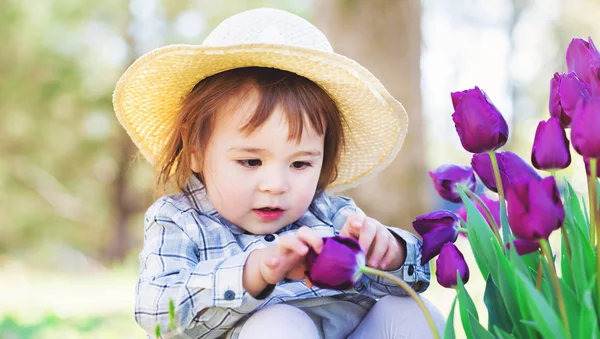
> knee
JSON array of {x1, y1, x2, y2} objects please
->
[
  {"x1": 239, "y1": 304, "x2": 319, "y2": 339},
  {"x1": 373, "y1": 295, "x2": 446, "y2": 334}
]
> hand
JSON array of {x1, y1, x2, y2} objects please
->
[
  {"x1": 243, "y1": 227, "x2": 323, "y2": 296},
  {"x1": 339, "y1": 213, "x2": 406, "y2": 271}
]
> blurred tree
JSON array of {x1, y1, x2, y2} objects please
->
[{"x1": 313, "y1": 0, "x2": 430, "y2": 229}]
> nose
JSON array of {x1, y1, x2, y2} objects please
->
[{"x1": 258, "y1": 168, "x2": 289, "y2": 195}]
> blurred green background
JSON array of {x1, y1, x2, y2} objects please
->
[{"x1": 1, "y1": 0, "x2": 599, "y2": 337}]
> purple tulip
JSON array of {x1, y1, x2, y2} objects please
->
[
  {"x1": 436, "y1": 243, "x2": 470, "y2": 288},
  {"x1": 306, "y1": 236, "x2": 365, "y2": 290},
  {"x1": 456, "y1": 194, "x2": 500, "y2": 237},
  {"x1": 549, "y1": 72, "x2": 590, "y2": 128},
  {"x1": 571, "y1": 97, "x2": 600, "y2": 158},
  {"x1": 531, "y1": 117, "x2": 571, "y2": 171},
  {"x1": 413, "y1": 210, "x2": 460, "y2": 265},
  {"x1": 429, "y1": 164, "x2": 477, "y2": 203},
  {"x1": 451, "y1": 87, "x2": 509, "y2": 153},
  {"x1": 506, "y1": 239, "x2": 540, "y2": 256},
  {"x1": 471, "y1": 151, "x2": 542, "y2": 193},
  {"x1": 506, "y1": 176, "x2": 565, "y2": 241},
  {"x1": 584, "y1": 157, "x2": 600, "y2": 177},
  {"x1": 566, "y1": 37, "x2": 600, "y2": 85}
]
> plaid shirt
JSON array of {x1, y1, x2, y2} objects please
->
[{"x1": 135, "y1": 176, "x2": 430, "y2": 338}]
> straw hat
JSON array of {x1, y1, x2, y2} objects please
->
[{"x1": 113, "y1": 8, "x2": 408, "y2": 193}]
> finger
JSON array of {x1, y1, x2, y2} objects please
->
[
  {"x1": 265, "y1": 256, "x2": 280, "y2": 268},
  {"x1": 278, "y1": 235, "x2": 309, "y2": 256},
  {"x1": 296, "y1": 226, "x2": 324, "y2": 254},
  {"x1": 305, "y1": 276, "x2": 314, "y2": 288},
  {"x1": 358, "y1": 217, "x2": 377, "y2": 253},
  {"x1": 286, "y1": 264, "x2": 307, "y2": 280},
  {"x1": 340, "y1": 213, "x2": 365, "y2": 238},
  {"x1": 379, "y1": 237, "x2": 400, "y2": 270},
  {"x1": 367, "y1": 226, "x2": 390, "y2": 268}
]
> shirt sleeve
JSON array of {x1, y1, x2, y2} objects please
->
[
  {"x1": 134, "y1": 199, "x2": 266, "y2": 338},
  {"x1": 326, "y1": 194, "x2": 431, "y2": 297}
]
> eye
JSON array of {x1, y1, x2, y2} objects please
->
[
  {"x1": 291, "y1": 161, "x2": 312, "y2": 169},
  {"x1": 238, "y1": 159, "x2": 262, "y2": 168}
]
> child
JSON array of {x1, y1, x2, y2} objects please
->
[{"x1": 114, "y1": 8, "x2": 445, "y2": 339}]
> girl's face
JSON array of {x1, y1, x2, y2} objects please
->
[{"x1": 192, "y1": 91, "x2": 325, "y2": 234}]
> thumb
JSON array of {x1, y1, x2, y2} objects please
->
[{"x1": 340, "y1": 213, "x2": 364, "y2": 238}]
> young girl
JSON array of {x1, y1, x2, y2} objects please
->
[{"x1": 114, "y1": 8, "x2": 445, "y2": 339}]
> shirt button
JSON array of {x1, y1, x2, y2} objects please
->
[
  {"x1": 408, "y1": 265, "x2": 414, "y2": 276},
  {"x1": 224, "y1": 290, "x2": 235, "y2": 300},
  {"x1": 264, "y1": 234, "x2": 275, "y2": 242}
]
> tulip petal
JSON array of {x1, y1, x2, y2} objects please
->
[
  {"x1": 435, "y1": 243, "x2": 470, "y2": 288},
  {"x1": 571, "y1": 97, "x2": 600, "y2": 158},
  {"x1": 306, "y1": 236, "x2": 365, "y2": 290},
  {"x1": 472, "y1": 152, "x2": 541, "y2": 193},
  {"x1": 452, "y1": 87, "x2": 509, "y2": 153},
  {"x1": 506, "y1": 239, "x2": 540, "y2": 255},
  {"x1": 429, "y1": 164, "x2": 476, "y2": 203},
  {"x1": 531, "y1": 117, "x2": 571, "y2": 171}
]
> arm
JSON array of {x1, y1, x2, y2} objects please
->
[
  {"x1": 135, "y1": 200, "x2": 265, "y2": 338},
  {"x1": 327, "y1": 194, "x2": 431, "y2": 297}
]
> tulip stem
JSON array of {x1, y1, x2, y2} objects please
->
[
  {"x1": 359, "y1": 266, "x2": 440, "y2": 339},
  {"x1": 590, "y1": 158, "x2": 600, "y2": 310},
  {"x1": 587, "y1": 159, "x2": 597, "y2": 249},
  {"x1": 535, "y1": 259, "x2": 543, "y2": 291},
  {"x1": 464, "y1": 189, "x2": 502, "y2": 246},
  {"x1": 458, "y1": 228, "x2": 468, "y2": 234},
  {"x1": 488, "y1": 151, "x2": 508, "y2": 240},
  {"x1": 540, "y1": 239, "x2": 571, "y2": 338}
]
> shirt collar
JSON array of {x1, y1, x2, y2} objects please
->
[{"x1": 184, "y1": 175, "x2": 247, "y2": 235}]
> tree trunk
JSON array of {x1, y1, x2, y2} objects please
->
[{"x1": 313, "y1": 0, "x2": 430, "y2": 230}]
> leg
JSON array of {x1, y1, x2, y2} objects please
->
[
  {"x1": 348, "y1": 295, "x2": 446, "y2": 339},
  {"x1": 238, "y1": 304, "x2": 320, "y2": 339}
]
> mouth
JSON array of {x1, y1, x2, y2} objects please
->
[{"x1": 253, "y1": 207, "x2": 285, "y2": 221}]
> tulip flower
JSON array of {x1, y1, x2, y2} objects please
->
[
  {"x1": 306, "y1": 236, "x2": 365, "y2": 290},
  {"x1": 472, "y1": 151, "x2": 542, "y2": 193},
  {"x1": 549, "y1": 72, "x2": 590, "y2": 128},
  {"x1": 435, "y1": 243, "x2": 470, "y2": 288},
  {"x1": 456, "y1": 194, "x2": 500, "y2": 236},
  {"x1": 584, "y1": 157, "x2": 600, "y2": 177},
  {"x1": 506, "y1": 176, "x2": 565, "y2": 241},
  {"x1": 506, "y1": 239, "x2": 540, "y2": 256},
  {"x1": 429, "y1": 164, "x2": 476, "y2": 203},
  {"x1": 451, "y1": 87, "x2": 509, "y2": 153},
  {"x1": 531, "y1": 117, "x2": 571, "y2": 171},
  {"x1": 566, "y1": 37, "x2": 600, "y2": 85},
  {"x1": 413, "y1": 210, "x2": 460, "y2": 264},
  {"x1": 571, "y1": 97, "x2": 600, "y2": 158}
]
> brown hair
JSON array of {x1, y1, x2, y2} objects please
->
[{"x1": 156, "y1": 67, "x2": 346, "y2": 196}]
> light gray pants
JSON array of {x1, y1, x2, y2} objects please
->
[{"x1": 238, "y1": 295, "x2": 446, "y2": 339}]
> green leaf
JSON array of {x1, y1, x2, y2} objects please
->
[
  {"x1": 483, "y1": 274, "x2": 513, "y2": 335},
  {"x1": 444, "y1": 295, "x2": 458, "y2": 339},
  {"x1": 456, "y1": 270, "x2": 478, "y2": 339},
  {"x1": 468, "y1": 312, "x2": 495, "y2": 339},
  {"x1": 155, "y1": 324, "x2": 161, "y2": 339},
  {"x1": 457, "y1": 189, "x2": 492, "y2": 278},
  {"x1": 514, "y1": 271, "x2": 566, "y2": 338},
  {"x1": 492, "y1": 326, "x2": 516, "y2": 339},
  {"x1": 169, "y1": 299, "x2": 175, "y2": 330},
  {"x1": 579, "y1": 275, "x2": 600, "y2": 338},
  {"x1": 560, "y1": 277, "x2": 581, "y2": 338}
]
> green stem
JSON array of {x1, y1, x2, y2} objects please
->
[
  {"x1": 535, "y1": 259, "x2": 543, "y2": 292},
  {"x1": 360, "y1": 266, "x2": 440, "y2": 339},
  {"x1": 458, "y1": 228, "x2": 469, "y2": 234},
  {"x1": 540, "y1": 239, "x2": 571, "y2": 338},
  {"x1": 587, "y1": 159, "x2": 597, "y2": 249},
  {"x1": 463, "y1": 189, "x2": 503, "y2": 246},
  {"x1": 488, "y1": 152, "x2": 508, "y2": 240},
  {"x1": 591, "y1": 158, "x2": 600, "y2": 310}
]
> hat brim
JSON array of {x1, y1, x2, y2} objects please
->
[{"x1": 113, "y1": 43, "x2": 408, "y2": 193}]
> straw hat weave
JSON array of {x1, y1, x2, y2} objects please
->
[{"x1": 113, "y1": 8, "x2": 408, "y2": 193}]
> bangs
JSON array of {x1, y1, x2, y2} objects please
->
[{"x1": 237, "y1": 68, "x2": 337, "y2": 143}]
